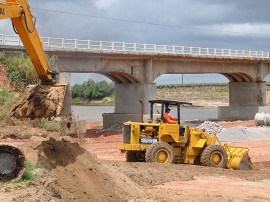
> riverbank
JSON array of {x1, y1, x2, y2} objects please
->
[
  {"x1": 156, "y1": 83, "x2": 229, "y2": 107},
  {"x1": 73, "y1": 83, "x2": 230, "y2": 107}
]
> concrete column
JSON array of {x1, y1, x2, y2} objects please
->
[
  {"x1": 228, "y1": 82, "x2": 266, "y2": 106},
  {"x1": 103, "y1": 83, "x2": 156, "y2": 128},
  {"x1": 218, "y1": 82, "x2": 267, "y2": 120},
  {"x1": 58, "y1": 72, "x2": 72, "y2": 116}
]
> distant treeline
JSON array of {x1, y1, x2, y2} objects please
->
[
  {"x1": 157, "y1": 83, "x2": 228, "y2": 88},
  {"x1": 71, "y1": 79, "x2": 114, "y2": 100}
]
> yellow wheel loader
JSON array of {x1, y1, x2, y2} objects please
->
[
  {"x1": 118, "y1": 100, "x2": 252, "y2": 170},
  {"x1": 0, "y1": 0, "x2": 68, "y2": 181}
]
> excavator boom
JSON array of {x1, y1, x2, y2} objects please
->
[
  {"x1": 1, "y1": 0, "x2": 53, "y2": 83},
  {"x1": 0, "y1": 0, "x2": 68, "y2": 181}
]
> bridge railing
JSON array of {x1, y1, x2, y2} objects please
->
[{"x1": 0, "y1": 34, "x2": 269, "y2": 59}]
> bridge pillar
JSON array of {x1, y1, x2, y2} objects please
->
[
  {"x1": 218, "y1": 82, "x2": 267, "y2": 120},
  {"x1": 103, "y1": 83, "x2": 156, "y2": 128},
  {"x1": 58, "y1": 72, "x2": 72, "y2": 116}
]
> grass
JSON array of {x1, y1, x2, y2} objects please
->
[
  {"x1": 29, "y1": 118, "x2": 60, "y2": 131},
  {"x1": 19, "y1": 161, "x2": 40, "y2": 182},
  {"x1": 0, "y1": 87, "x2": 16, "y2": 125},
  {"x1": 5, "y1": 161, "x2": 44, "y2": 183}
]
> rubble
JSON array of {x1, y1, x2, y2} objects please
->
[{"x1": 197, "y1": 121, "x2": 224, "y2": 135}]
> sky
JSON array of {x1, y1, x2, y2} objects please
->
[{"x1": 2, "y1": 0, "x2": 270, "y2": 85}]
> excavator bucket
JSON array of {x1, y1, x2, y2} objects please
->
[
  {"x1": 10, "y1": 84, "x2": 68, "y2": 119},
  {"x1": 224, "y1": 144, "x2": 253, "y2": 170},
  {"x1": 0, "y1": 145, "x2": 25, "y2": 182}
]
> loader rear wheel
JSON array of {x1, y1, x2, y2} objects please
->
[
  {"x1": 126, "y1": 151, "x2": 145, "y2": 162},
  {"x1": 0, "y1": 145, "x2": 25, "y2": 182},
  {"x1": 145, "y1": 142, "x2": 174, "y2": 164},
  {"x1": 200, "y1": 144, "x2": 228, "y2": 168}
]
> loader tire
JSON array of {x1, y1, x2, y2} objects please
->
[
  {"x1": 145, "y1": 142, "x2": 174, "y2": 164},
  {"x1": 126, "y1": 151, "x2": 145, "y2": 162},
  {"x1": 200, "y1": 144, "x2": 228, "y2": 168}
]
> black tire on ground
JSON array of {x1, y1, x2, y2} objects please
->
[
  {"x1": 145, "y1": 142, "x2": 174, "y2": 164},
  {"x1": 126, "y1": 151, "x2": 145, "y2": 162},
  {"x1": 0, "y1": 145, "x2": 25, "y2": 182},
  {"x1": 200, "y1": 144, "x2": 228, "y2": 168}
]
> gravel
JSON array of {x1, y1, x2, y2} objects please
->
[
  {"x1": 99, "y1": 123, "x2": 123, "y2": 133},
  {"x1": 217, "y1": 126, "x2": 270, "y2": 142},
  {"x1": 197, "y1": 121, "x2": 225, "y2": 135},
  {"x1": 198, "y1": 121, "x2": 270, "y2": 142}
]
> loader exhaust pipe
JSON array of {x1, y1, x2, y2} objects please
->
[{"x1": 139, "y1": 100, "x2": 144, "y2": 123}]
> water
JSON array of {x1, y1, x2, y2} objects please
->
[{"x1": 72, "y1": 105, "x2": 218, "y2": 121}]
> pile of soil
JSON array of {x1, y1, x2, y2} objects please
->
[{"x1": 10, "y1": 84, "x2": 66, "y2": 119}]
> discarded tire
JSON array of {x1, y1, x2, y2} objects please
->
[{"x1": 0, "y1": 145, "x2": 25, "y2": 182}]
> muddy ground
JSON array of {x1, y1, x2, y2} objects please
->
[{"x1": 0, "y1": 121, "x2": 270, "y2": 202}]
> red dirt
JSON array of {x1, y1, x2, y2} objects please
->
[{"x1": 0, "y1": 120, "x2": 270, "y2": 201}]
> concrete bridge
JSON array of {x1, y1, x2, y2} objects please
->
[{"x1": 1, "y1": 34, "x2": 270, "y2": 127}]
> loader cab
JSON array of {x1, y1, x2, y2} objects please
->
[{"x1": 149, "y1": 100, "x2": 192, "y2": 125}]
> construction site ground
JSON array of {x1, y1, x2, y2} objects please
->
[{"x1": 0, "y1": 120, "x2": 270, "y2": 202}]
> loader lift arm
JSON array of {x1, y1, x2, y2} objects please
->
[{"x1": 0, "y1": 0, "x2": 55, "y2": 83}]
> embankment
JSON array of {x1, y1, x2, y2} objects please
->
[{"x1": 157, "y1": 83, "x2": 229, "y2": 107}]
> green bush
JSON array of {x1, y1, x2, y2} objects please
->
[
  {"x1": 0, "y1": 52, "x2": 58, "y2": 91},
  {"x1": 17, "y1": 161, "x2": 43, "y2": 182},
  {"x1": 72, "y1": 79, "x2": 114, "y2": 100}
]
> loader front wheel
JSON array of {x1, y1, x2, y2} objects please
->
[
  {"x1": 145, "y1": 142, "x2": 174, "y2": 164},
  {"x1": 126, "y1": 151, "x2": 145, "y2": 162},
  {"x1": 200, "y1": 145, "x2": 228, "y2": 168}
]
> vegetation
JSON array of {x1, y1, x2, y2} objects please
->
[
  {"x1": 16, "y1": 161, "x2": 43, "y2": 182},
  {"x1": 0, "y1": 52, "x2": 60, "y2": 131},
  {"x1": 29, "y1": 118, "x2": 60, "y2": 131},
  {"x1": 157, "y1": 83, "x2": 228, "y2": 88},
  {"x1": 0, "y1": 87, "x2": 16, "y2": 125},
  {"x1": 71, "y1": 79, "x2": 114, "y2": 105},
  {"x1": 0, "y1": 52, "x2": 57, "y2": 91}
]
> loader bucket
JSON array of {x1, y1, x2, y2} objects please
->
[
  {"x1": 0, "y1": 145, "x2": 25, "y2": 182},
  {"x1": 10, "y1": 84, "x2": 67, "y2": 119},
  {"x1": 224, "y1": 145, "x2": 253, "y2": 170}
]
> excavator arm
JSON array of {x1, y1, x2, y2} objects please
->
[
  {"x1": 0, "y1": 0, "x2": 54, "y2": 83},
  {"x1": 0, "y1": 1, "x2": 68, "y2": 181}
]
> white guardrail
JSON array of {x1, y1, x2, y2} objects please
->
[{"x1": 0, "y1": 34, "x2": 269, "y2": 59}]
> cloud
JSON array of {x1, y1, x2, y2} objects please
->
[{"x1": 2, "y1": 0, "x2": 270, "y2": 84}]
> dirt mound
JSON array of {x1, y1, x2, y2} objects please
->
[
  {"x1": 10, "y1": 84, "x2": 66, "y2": 119},
  {"x1": 34, "y1": 138, "x2": 124, "y2": 201},
  {"x1": 1, "y1": 122, "x2": 270, "y2": 201}
]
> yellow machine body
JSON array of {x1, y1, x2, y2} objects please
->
[{"x1": 118, "y1": 121, "x2": 252, "y2": 170}]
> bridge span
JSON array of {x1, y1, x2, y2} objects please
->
[{"x1": 1, "y1": 34, "x2": 270, "y2": 127}]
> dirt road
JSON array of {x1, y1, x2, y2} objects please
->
[{"x1": 0, "y1": 121, "x2": 270, "y2": 201}]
